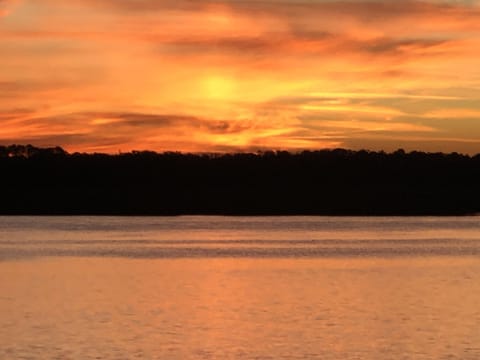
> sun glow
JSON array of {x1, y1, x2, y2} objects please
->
[
  {"x1": 203, "y1": 76, "x2": 236, "y2": 100},
  {"x1": 2, "y1": 0, "x2": 480, "y2": 153}
]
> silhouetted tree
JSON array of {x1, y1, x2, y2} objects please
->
[{"x1": 0, "y1": 145, "x2": 479, "y2": 215}]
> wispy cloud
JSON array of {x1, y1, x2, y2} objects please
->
[{"x1": 1, "y1": 0, "x2": 480, "y2": 153}]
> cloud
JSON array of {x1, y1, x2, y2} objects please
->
[
  {"x1": 62, "y1": 0, "x2": 480, "y2": 15},
  {"x1": 4, "y1": 108, "x2": 346, "y2": 152},
  {"x1": 0, "y1": 108, "x2": 36, "y2": 121},
  {"x1": 0, "y1": 0, "x2": 18, "y2": 17},
  {"x1": 2, "y1": 1, "x2": 473, "y2": 63},
  {"x1": 2, "y1": 0, "x2": 480, "y2": 153},
  {"x1": 39, "y1": 0, "x2": 480, "y2": 34},
  {"x1": 422, "y1": 108, "x2": 480, "y2": 119},
  {"x1": 0, "y1": 111, "x2": 292, "y2": 152},
  {"x1": 0, "y1": 0, "x2": 9, "y2": 16},
  {"x1": 83, "y1": 112, "x2": 256, "y2": 134}
]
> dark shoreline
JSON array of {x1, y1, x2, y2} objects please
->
[
  {"x1": 2, "y1": 145, "x2": 480, "y2": 216},
  {"x1": 0, "y1": 212, "x2": 478, "y2": 217}
]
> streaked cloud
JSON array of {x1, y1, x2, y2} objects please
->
[{"x1": 1, "y1": 0, "x2": 480, "y2": 153}]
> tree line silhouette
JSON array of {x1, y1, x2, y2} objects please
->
[{"x1": 1, "y1": 144, "x2": 480, "y2": 215}]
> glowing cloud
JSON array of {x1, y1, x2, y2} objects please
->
[{"x1": 1, "y1": 0, "x2": 480, "y2": 153}]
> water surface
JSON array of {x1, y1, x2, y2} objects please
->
[{"x1": 1, "y1": 216, "x2": 479, "y2": 359}]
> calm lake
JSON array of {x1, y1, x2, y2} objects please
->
[{"x1": 1, "y1": 216, "x2": 480, "y2": 359}]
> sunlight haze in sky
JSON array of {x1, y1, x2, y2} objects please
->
[{"x1": 1, "y1": 0, "x2": 480, "y2": 153}]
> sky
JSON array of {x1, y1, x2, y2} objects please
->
[{"x1": 1, "y1": 0, "x2": 480, "y2": 153}]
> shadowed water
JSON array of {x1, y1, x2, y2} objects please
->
[
  {"x1": 1, "y1": 216, "x2": 480, "y2": 359},
  {"x1": 2, "y1": 216, "x2": 480, "y2": 259}
]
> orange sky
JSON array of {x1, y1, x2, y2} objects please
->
[{"x1": 1, "y1": 0, "x2": 480, "y2": 153}]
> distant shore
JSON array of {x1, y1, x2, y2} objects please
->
[{"x1": 1, "y1": 145, "x2": 480, "y2": 216}]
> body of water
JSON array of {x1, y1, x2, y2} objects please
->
[{"x1": 1, "y1": 216, "x2": 480, "y2": 359}]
